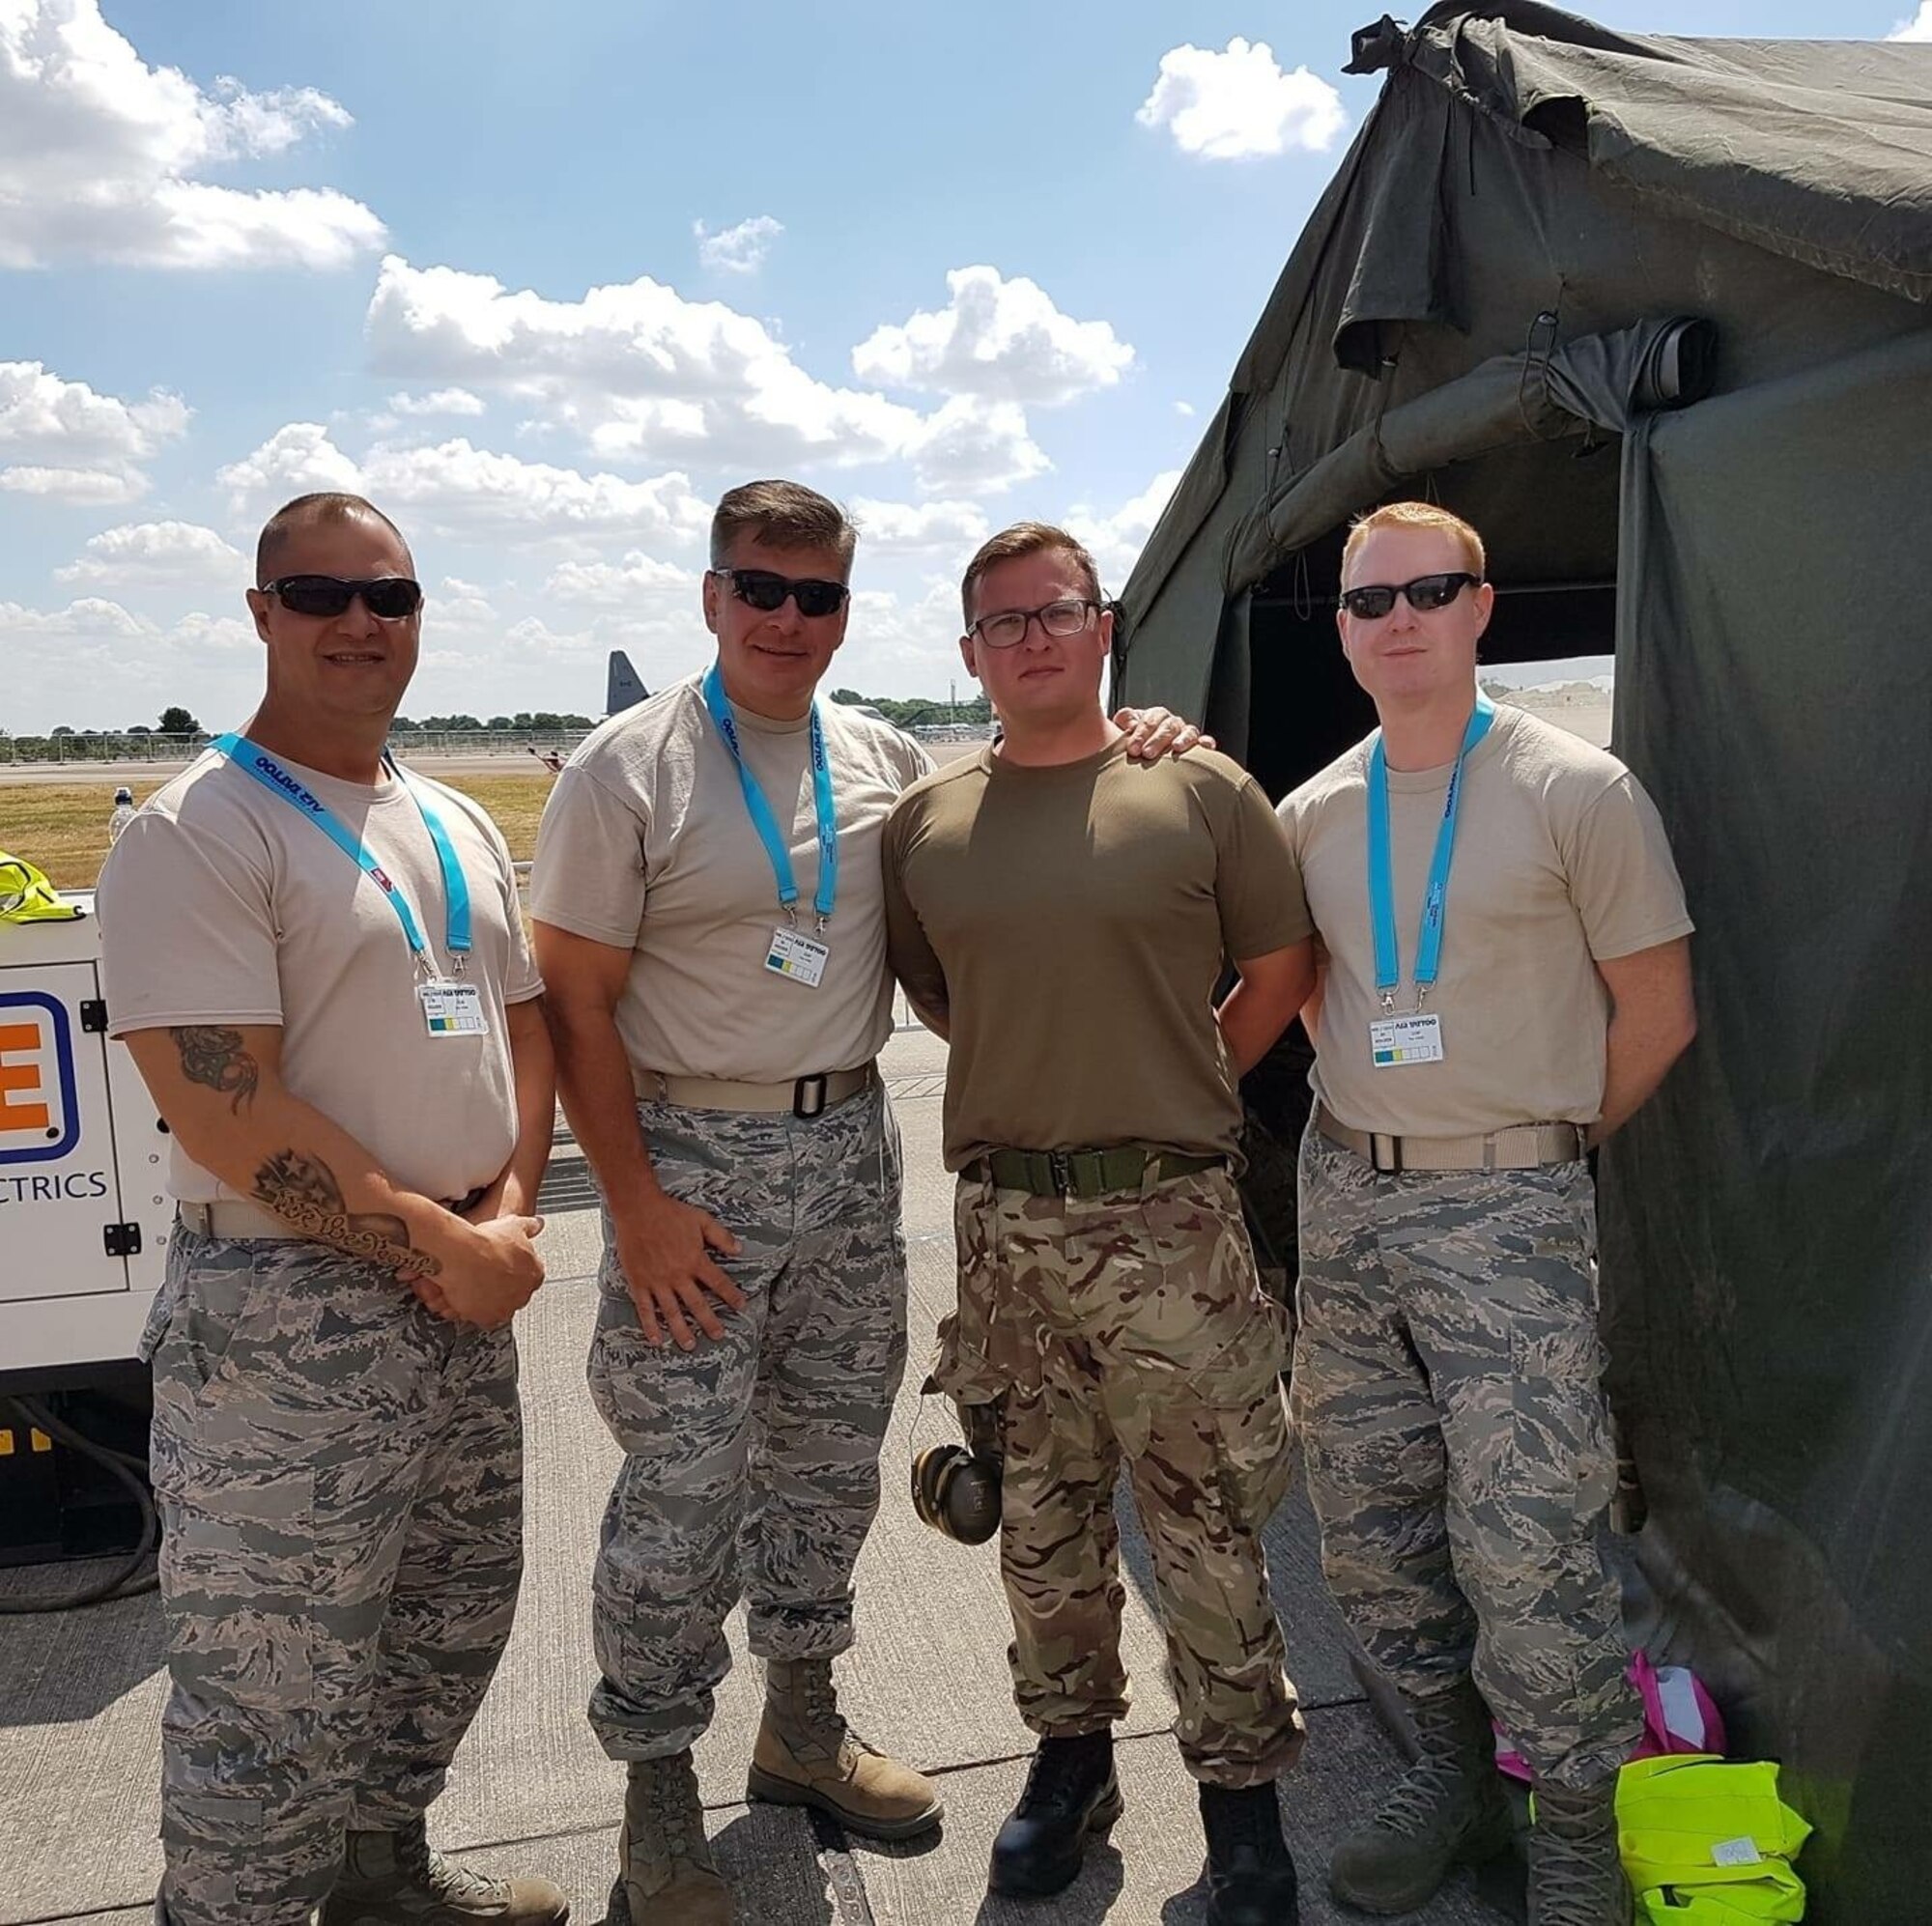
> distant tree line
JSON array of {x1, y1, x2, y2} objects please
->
[
  {"x1": 830, "y1": 688, "x2": 991, "y2": 728},
  {"x1": 391, "y1": 712, "x2": 597, "y2": 733},
  {"x1": 2, "y1": 694, "x2": 986, "y2": 762}
]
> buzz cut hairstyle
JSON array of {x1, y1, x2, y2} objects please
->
[
  {"x1": 710, "y1": 479, "x2": 858, "y2": 572},
  {"x1": 960, "y1": 522, "x2": 1103, "y2": 630},
  {"x1": 255, "y1": 493, "x2": 412, "y2": 586},
  {"x1": 1341, "y1": 500, "x2": 1487, "y2": 581}
]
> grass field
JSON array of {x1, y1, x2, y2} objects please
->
[{"x1": 0, "y1": 773, "x2": 556, "y2": 892}]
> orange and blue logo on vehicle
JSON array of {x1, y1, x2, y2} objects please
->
[{"x1": 0, "y1": 993, "x2": 79, "y2": 1165}]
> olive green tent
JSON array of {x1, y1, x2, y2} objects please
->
[{"x1": 1114, "y1": 8, "x2": 1932, "y2": 1918}]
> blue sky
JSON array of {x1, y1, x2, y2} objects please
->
[{"x1": 2, "y1": 0, "x2": 1924, "y2": 732}]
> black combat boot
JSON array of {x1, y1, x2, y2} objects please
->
[
  {"x1": 1199, "y1": 1781, "x2": 1300, "y2": 1925},
  {"x1": 987, "y1": 1730, "x2": 1123, "y2": 1898}
]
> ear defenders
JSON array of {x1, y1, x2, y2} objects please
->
[{"x1": 910, "y1": 1441, "x2": 1002, "y2": 1545}]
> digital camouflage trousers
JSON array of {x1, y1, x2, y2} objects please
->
[
  {"x1": 586, "y1": 1083, "x2": 908, "y2": 1761},
  {"x1": 144, "y1": 1225, "x2": 523, "y2": 1926},
  {"x1": 1293, "y1": 1125, "x2": 1642, "y2": 1789}
]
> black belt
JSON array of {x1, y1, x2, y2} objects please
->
[{"x1": 970, "y1": 1147, "x2": 1224, "y2": 1201}]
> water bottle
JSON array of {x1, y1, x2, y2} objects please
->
[{"x1": 107, "y1": 786, "x2": 136, "y2": 844}]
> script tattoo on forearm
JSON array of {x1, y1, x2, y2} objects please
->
[
  {"x1": 170, "y1": 1026, "x2": 259, "y2": 1115},
  {"x1": 251, "y1": 1148, "x2": 442, "y2": 1280}
]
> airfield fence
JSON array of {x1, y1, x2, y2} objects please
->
[
  {"x1": 3, "y1": 721, "x2": 989, "y2": 766},
  {"x1": 0, "y1": 728, "x2": 598, "y2": 765}
]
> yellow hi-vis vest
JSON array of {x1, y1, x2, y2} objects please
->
[
  {"x1": 0, "y1": 852, "x2": 84, "y2": 922},
  {"x1": 1617, "y1": 1754, "x2": 1811, "y2": 1922}
]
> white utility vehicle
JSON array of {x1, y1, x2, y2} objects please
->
[{"x1": 0, "y1": 896, "x2": 171, "y2": 1394}]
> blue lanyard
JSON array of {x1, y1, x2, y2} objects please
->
[
  {"x1": 700, "y1": 664, "x2": 838, "y2": 928},
  {"x1": 1366, "y1": 694, "x2": 1493, "y2": 1008},
  {"x1": 212, "y1": 733, "x2": 471, "y2": 969}
]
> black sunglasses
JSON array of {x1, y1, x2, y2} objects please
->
[
  {"x1": 1338, "y1": 572, "x2": 1483, "y2": 620},
  {"x1": 265, "y1": 575, "x2": 424, "y2": 620},
  {"x1": 712, "y1": 567, "x2": 850, "y2": 619}
]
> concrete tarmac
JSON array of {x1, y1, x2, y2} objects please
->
[{"x1": 0, "y1": 1022, "x2": 1522, "y2": 1925}]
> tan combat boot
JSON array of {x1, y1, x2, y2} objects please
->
[
  {"x1": 1527, "y1": 1778, "x2": 1632, "y2": 1926},
  {"x1": 620, "y1": 1753, "x2": 732, "y2": 1926},
  {"x1": 318, "y1": 1822, "x2": 567, "y2": 1924},
  {"x1": 1328, "y1": 1679, "x2": 1514, "y2": 1914},
  {"x1": 747, "y1": 1656, "x2": 944, "y2": 1840}
]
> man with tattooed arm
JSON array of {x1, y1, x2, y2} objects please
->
[{"x1": 97, "y1": 493, "x2": 568, "y2": 1926}]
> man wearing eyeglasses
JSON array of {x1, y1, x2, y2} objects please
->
[
  {"x1": 528, "y1": 481, "x2": 1204, "y2": 1923},
  {"x1": 97, "y1": 492, "x2": 565, "y2": 1926},
  {"x1": 1279, "y1": 501, "x2": 1695, "y2": 1925},
  {"x1": 882, "y1": 523, "x2": 1316, "y2": 1926}
]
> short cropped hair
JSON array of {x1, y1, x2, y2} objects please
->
[
  {"x1": 255, "y1": 493, "x2": 411, "y2": 586},
  {"x1": 710, "y1": 480, "x2": 858, "y2": 571},
  {"x1": 1341, "y1": 501, "x2": 1486, "y2": 581},
  {"x1": 959, "y1": 522, "x2": 1103, "y2": 629}
]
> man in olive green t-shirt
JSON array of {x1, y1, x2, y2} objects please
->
[{"x1": 883, "y1": 522, "x2": 1315, "y2": 1926}]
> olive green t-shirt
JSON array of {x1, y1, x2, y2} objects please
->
[{"x1": 883, "y1": 739, "x2": 1312, "y2": 1171}]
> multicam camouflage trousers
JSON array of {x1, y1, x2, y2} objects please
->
[
  {"x1": 143, "y1": 1226, "x2": 523, "y2": 1926},
  {"x1": 586, "y1": 1084, "x2": 908, "y2": 1760},
  {"x1": 938, "y1": 1163, "x2": 1304, "y2": 1789},
  {"x1": 1293, "y1": 1125, "x2": 1642, "y2": 1790}
]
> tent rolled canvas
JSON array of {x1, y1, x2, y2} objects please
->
[{"x1": 1113, "y1": 9, "x2": 1932, "y2": 1919}]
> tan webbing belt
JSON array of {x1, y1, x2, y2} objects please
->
[
  {"x1": 1316, "y1": 1103, "x2": 1585, "y2": 1174},
  {"x1": 633, "y1": 1062, "x2": 877, "y2": 1118},
  {"x1": 178, "y1": 1200, "x2": 302, "y2": 1240},
  {"x1": 179, "y1": 1181, "x2": 489, "y2": 1242}
]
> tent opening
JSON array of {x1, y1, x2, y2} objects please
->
[{"x1": 1243, "y1": 522, "x2": 1618, "y2": 804}]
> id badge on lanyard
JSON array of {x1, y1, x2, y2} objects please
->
[
  {"x1": 212, "y1": 733, "x2": 487, "y2": 1035},
  {"x1": 1364, "y1": 695, "x2": 1492, "y2": 1068},
  {"x1": 702, "y1": 665, "x2": 838, "y2": 990}
]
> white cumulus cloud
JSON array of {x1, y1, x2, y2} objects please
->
[
  {"x1": 910, "y1": 396, "x2": 1050, "y2": 496},
  {"x1": 56, "y1": 520, "x2": 245, "y2": 588},
  {"x1": 694, "y1": 214, "x2": 783, "y2": 274},
  {"x1": 216, "y1": 424, "x2": 714, "y2": 550},
  {"x1": 0, "y1": 359, "x2": 187, "y2": 498},
  {"x1": 850, "y1": 498, "x2": 989, "y2": 555},
  {"x1": 544, "y1": 551, "x2": 698, "y2": 608},
  {"x1": 0, "y1": 464, "x2": 148, "y2": 503},
  {"x1": 0, "y1": 599, "x2": 266, "y2": 732},
  {"x1": 213, "y1": 421, "x2": 364, "y2": 505},
  {"x1": 362, "y1": 256, "x2": 1049, "y2": 494},
  {"x1": 853, "y1": 267, "x2": 1135, "y2": 406},
  {"x1": 0, "y1": 594, "x2": 149, "y2": 639},
  {"x1": 0, "y1": 360, "x2": 187, "y2": 462},
  {"x1": 386, "y1": 388, "x2": 487, "y2": 418},
  {"x1": 0, "y1": 0, "x2": 384, "y2": 269},
  {"x1": 1064, "y1": 468, "x2": 1184, "y2": 588},
  {"x1": 1137, "y1": 38, "x2": 1348, "y2": 159},
  {"x1": 1889, "y1": 4, "x2": 1932, "y2": 37}
]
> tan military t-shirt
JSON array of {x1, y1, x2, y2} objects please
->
[
  {"x1": 98, "y1": 749, "x2": 542, "y2": 1204},
  {"x1": 1278, "y1": 704, "x2": 1693, "y2": 1137},
  {"x1": 528, "y1": 672, "x2": 933, "y2": 1084},
  {"x1": 883, "y1": 740, "x2": 1313, "y2": 1171}
]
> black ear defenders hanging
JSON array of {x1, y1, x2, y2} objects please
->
[{"x1": 910, "y1": 1440, "x2": 1002, "y2": 1544}]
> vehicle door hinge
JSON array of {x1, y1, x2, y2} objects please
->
[
  {"x1": 103, "y1": 1222, "x2": 142, "y2": 1258},
  {"x1": 80, "y1": 999, "x2": 108, "y2": 1033}
]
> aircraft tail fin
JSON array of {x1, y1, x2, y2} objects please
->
[{"x1": 606, "y1": 649, "x2": 648, "y2": 715}]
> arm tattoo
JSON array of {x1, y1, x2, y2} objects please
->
[
  {"x1": 170, "y1": 1026, "x2": 259, "y2": 1115},
  {"x1": 251, "y1": 1148, "x2": 442, "y2": 1280}
]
